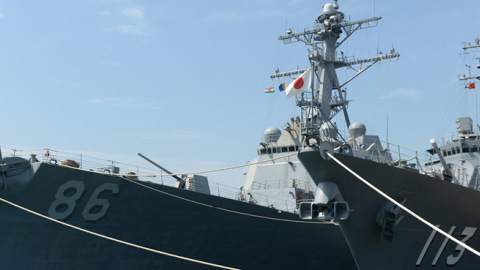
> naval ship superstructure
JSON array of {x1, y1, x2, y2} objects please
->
[
  {"x1": 240, "y1": 118, "x2": 316, "y2": 213},
  {"x1": 0, "y1": 147, "x2": 356, "y2": 270},
  {"x1": 297, "y1": 35, "x2": 480, "y2": 269},
  {"x1": 0, "y1": 2, "x2": 376, "y2": 270},
  {"x1": 241, "y1": 0, "x2": 402, "y2": 220}
]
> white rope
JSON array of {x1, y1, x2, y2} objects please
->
[
  {"x1": 48, "y1": 151, "x2": 329, "y2": 224},
  {"x1": 122, "y1": 177, "x2": 332, "y2": 224},
  {"x1": 344, "y1": 139, "x2": 428, "y2": 173},
  {"x1": 414, "y1": 157, "x2": 428, "y2": 174},
  {"x1": 57, "y1": 152, "x2": 298, "y2": 178},
  {"x1": 326, "y1": 152, "x2": 480, "y2": 258},
  {"x1": 0, "y1": 197, "x2": 240, "y2": 270},
  {"x1": 346, "y1": 138, "x2": 377, "y2": 153}
]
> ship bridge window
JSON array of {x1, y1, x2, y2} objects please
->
[
  {"x1": 442, "y1": 151, "x2": 447, "y2": 156},
  {"x1": 456, "y1": 147, "x2": 461, "y2": 154},
  {"x1": 282, "y1": 147, "x2": 287, "y2": 152},
  {"x1": 463, "y1": 147, "x2": 470, "y2": 153},
  {"x1": 289, "y1": 146, "x2": 295, "y2": 152},
  {"x1": 452, "y1": 149, "x2": 456, "y2": 155},
  {"x1": 447, "y1": 151, "x2": 452, "y2": 156},
  {"x1": 472, "y1": 147, "x2": 478, "y2": 152}
]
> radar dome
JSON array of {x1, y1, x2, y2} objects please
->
[
  {"x1": 348, "y1": 122, "x2": 366, "y2": 139},
  {"x1": 323, "y1": 3, "x2": 334, "y2": 12},
  {"x1": 264, "y1": 127, "x2": 282, "y2": 144}
]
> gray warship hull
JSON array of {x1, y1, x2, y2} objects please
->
[
  {"x1": 0, "y1": 162, "x2": 355, "y2": 269},
  {"x1": 298, "y1": 149, "x2": 480, "y2": 269}
]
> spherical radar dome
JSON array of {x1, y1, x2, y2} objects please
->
[
  {"x1": 323, "y1": 3, "x2": 334, "y2": 12},
  {"x1": 264, "y1": 127, "x2": 282, "y2": 144},
  {"x1": 348, "y1": 122, "x2": 366, "y2": 139}
]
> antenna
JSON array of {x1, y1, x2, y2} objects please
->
[
  {"x1": 377, "y1": 34, "x2": 379, "y2": 55},
  {"x1": 386, "y1": 115, "x2": 389, "y2": 150},
  {"x1": 284, "y1": 20, "x2": 287, "y2": 36},
  {"x1": 373, "y1": 0, "x2": 375, "y2": 17}
]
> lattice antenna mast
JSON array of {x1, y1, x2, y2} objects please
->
[
  {"x1": 459, "y1": 38, "x2": 480, "y2": 81},
  {"x1": 462, "y1": 38, "x2": 480, "y2": 51},
  {"x1": 272, "y1": 1, "x2": 399, "y2": 140}
]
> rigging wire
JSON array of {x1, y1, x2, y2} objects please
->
[
  {"x1": 374, "y1": 61, "x2": 397, "y2": 134},
  {"x1": 435, "y1": 53, "x2": 468, "y2": 141},
  {"x1": 437, "y1": 82, "x2": 465, "y2": 142},
  {"x1": 374, "y1": 60, "x2": 392, "y2": 133},
  {"x1": 370, "y1": 60, "x2": 385, "y2": 133},
  {"x1": 274, "y1": 91, "x2": 286, "y2": 124}
]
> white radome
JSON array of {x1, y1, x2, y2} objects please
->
[{"x1": 323, "y1": 3, "x2": 334, "y2": 12}]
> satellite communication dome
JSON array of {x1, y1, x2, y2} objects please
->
[
  {"x1": 264, "y1": 127, "x2": 282, "y2": 144},
  {"x1": 323, "y1": 3, "x2": 334, "y2": 12},
  {"x1": 348, "y1": 122, "x2": 366, "y2": 139}
]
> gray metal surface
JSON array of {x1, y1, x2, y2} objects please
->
[
  {"x1": 298, "y1": 150, "x2": 480, "y2": 269},
  {"x1": 0, "y1": 159, "x2": 355, "y2": 269},
  {"x1": 295, "y1": 35, "x2": 480, "y2": 269}
]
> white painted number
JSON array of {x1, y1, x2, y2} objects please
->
[
  {"x1": 446, "y1": 227, "x2": 478, "y2": 266},
  {"x1": 417, "y1": 225, "x2": 477, "y2": 266},
  {"x1": 82, "y1": 183, "x2": 119, "y2": 221},
  {"x1": 47, "y1": 180, "x2": 85, "y2": 220},
  {"x1": 48, "y1": 181, "x2": 119, "y2": 221}
]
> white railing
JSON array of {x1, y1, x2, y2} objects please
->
[{"x1": 0, "y1": 146, "x2": 305, "y2": 214}]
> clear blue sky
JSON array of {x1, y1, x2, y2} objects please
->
[{"x1": 1, "y1": 0, "x2": 480, "y2": 188}]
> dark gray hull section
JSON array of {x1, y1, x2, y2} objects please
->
[
  {"x1": 298, "y1": 150, "x2": 480, "y2": 269},
  {"x1": 0, "y1": 163, "x2": 354, "y2": 269}
]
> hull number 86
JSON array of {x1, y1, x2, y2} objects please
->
[{"x1": 47, "y1": 180, "x2": 119, "y2": 221}]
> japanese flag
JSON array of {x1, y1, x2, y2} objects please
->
[{"x1": 286, "y1": 67, "x2": 312, "y2": 98}]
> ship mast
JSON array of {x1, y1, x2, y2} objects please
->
[
  {"x1": 271, "y1": 1, "x2": 399, "y2": 146},
  {"x1": 459, "y1": 38, "x2": 480, "y2": 130},
  {"x1": 459, "y1": 38, "x2": 480, "y2": 81}
]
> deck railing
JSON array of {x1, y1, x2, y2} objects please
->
[{"x1": 0, "y1": 146, "x2": 305, "y2": 214}]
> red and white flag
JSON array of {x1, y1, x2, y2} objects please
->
[{"x1": 286, "y1": 67, "x2": 312, "y2": 98}]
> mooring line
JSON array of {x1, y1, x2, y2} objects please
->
[
  {"x1": 0, "y1": 197, "x2": 240, "y2": 270},
  {"x1": 55, "y1": 151, "x2": 326, "y2": 223},
  {"x1": 123, "y1": 177, "x2": 330, "y2": 225},
  {"x1": 327, "y1": 152, "x2": 480, "y2": 257}
]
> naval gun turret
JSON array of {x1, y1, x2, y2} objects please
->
[{"x1": 138, "y1": 153, "x2": 211, "y2": 195}]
